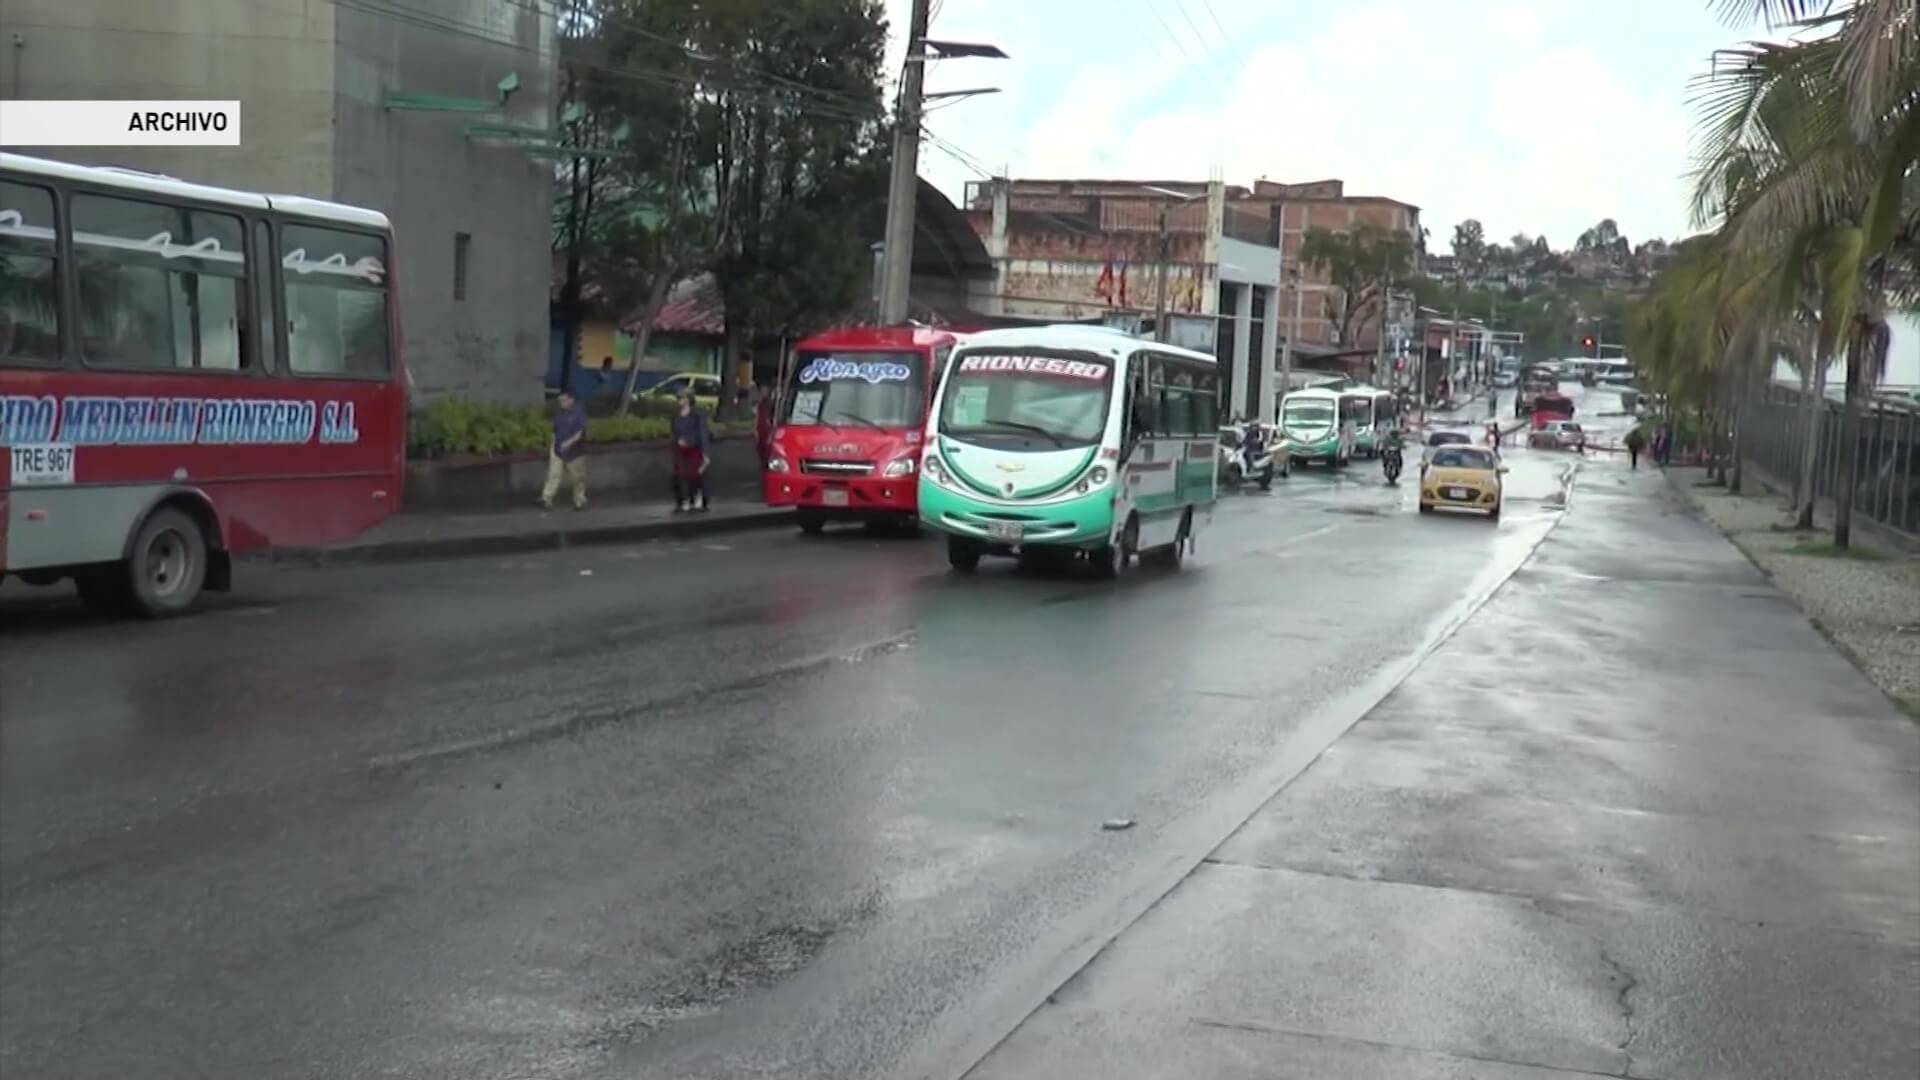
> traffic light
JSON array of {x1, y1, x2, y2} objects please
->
[{"x1": 1582, "y1": 335, "x2": 1595, "y2": 354}]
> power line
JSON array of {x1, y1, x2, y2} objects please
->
[
  {"x1": 1193, "y1": 0, "x2": 1235, "y2": 58},
  {"x1": 316, "y1": 0, "x2": 888, "y2": 128},
  {"x1": 1135, "y1": 0, "x2": 1233, "y2": 99}
]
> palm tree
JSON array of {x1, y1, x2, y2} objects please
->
[{"x1": 1688, "y1": 0, "x2": 1917, "y2": 545}]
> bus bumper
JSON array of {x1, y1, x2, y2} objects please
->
[
  {"x1": 917, "y1": 485, "x2": 1114, "y2": 548},
  {"x1": 764, "y1": 473, "x2": 918, "y2": 518}
]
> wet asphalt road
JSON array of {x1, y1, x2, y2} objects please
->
[{"x1": 2, "y1": 390, "x2": 1610, "y2": 1079}]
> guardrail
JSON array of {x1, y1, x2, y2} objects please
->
[{"x1": 1743, "y1": 383, "x2": 1918, "y2": 538}]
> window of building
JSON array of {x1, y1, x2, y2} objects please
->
[
  {"x1": 283, "y1": 222, "x2": 391, "y2": 377},
  {"x1": 453, "y1": 231, "x2": 471, "y2": 302},
  {"x1": 0, "y1": 180, "x2": 61, "y2": 365},
  {"x1": 71, "y1": 193, "x2": 247, "y2": 371}
]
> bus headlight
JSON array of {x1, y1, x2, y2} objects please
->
[
  {"x1": 923, "y1": 452, "x2": 948, "y2": 485},
  {"x1": 1075, "y1": 465, "x2": 1110, "y2": 494},
  {"x1": 882, "y1": 457, "x2": 916, "y2": 477},
  {"x1": 767, "y1": 455, "x2": 790, "y2": 474}
]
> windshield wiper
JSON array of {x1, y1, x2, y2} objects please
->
[
  {"x1": 829, "y1": 410, "x2": 886, "y2": 431},
  {"x1": 977, "y1": 418, "x2": 1067, "y2": 448}
]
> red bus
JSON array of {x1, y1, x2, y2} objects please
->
[
  {"x1": 1, "y1": 153, "x2": 405, "y2": 616},
  {"x1": 764, "y1": 326, "x2": 961, "y2": 533}
]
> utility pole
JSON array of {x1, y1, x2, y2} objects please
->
[
  {"x1": 1279, "y1": 265, "x2": 1301, "y2": 404},
  {"x1": 877, "y1": 0, "x2": 933, "y2": 325},
  {"x1": 1374, "y1": 251, "x2": 1390, "y2": 386},
  {"x1": 1152, "y1": 203, "x2": 1171, "y2": 342}
]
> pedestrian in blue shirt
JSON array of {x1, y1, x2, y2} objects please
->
[
  {"x1": 670, "y1": 394, "x2": 710, "y2": 512},
  {"x1": 540, "y1": 389, "x2": 589, "y2": 510}
]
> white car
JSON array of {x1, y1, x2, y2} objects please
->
[{"x1": 1528, "y1": 420, "x2": 1586, "y2": 450}]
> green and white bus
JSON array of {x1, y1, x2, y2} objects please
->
[
  {"x1": 1340, "y1": 385, "x2": 1398, "y2": 458},
  {"x1": 918, "y1": 326, "x2": 1219, "y2": 578},
  {"x1": 1279, "y1": 386, "x2": 1354, "y2": 466}
]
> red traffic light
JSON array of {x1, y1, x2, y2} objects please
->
[{"x1": 1581, "y1": 336, "x2": 1595, "y2": 349}]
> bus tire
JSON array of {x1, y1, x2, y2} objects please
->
[
  {"x1": 126, "y1": 507, "x2": 209, "y2": 618},
  {"x1": 798, "y1": 511, "x2": 826, "y2": 535},
  {"x1": 1093, "y1": 514, "x2": 1137, "y2": 580},
  {"x1": 947, "y1": 536, "x2": 982, "y2": 573},
  {"x1": 1147, "y1": 510, "x2": 1191, "y2": 570}
]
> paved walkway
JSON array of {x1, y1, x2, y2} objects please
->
[
  {"x1": 1670, "y1": 464, "x2": 1919, "y2": 716},
  {"x1": 968, "y1": 457, "x2": 1920, "y2": 1079},
  {"x1": 264, "y1": 494, "x2": 789, "y2": 566}
]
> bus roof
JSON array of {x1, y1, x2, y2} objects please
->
[
  {"x1": 1284, "y1": 386, "x2": 1344, "y2": 401},
  {"x1": 955, "y1": 324, "x2": 1216, "y2": 364},
  {"x1": 792, "y1": 325, "x2": 963, "y2": 351},
  {"x1": 1, "y1": 152, "x2": 391, "y2": 231}
]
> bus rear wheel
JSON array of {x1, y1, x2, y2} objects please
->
[{"x1": 127, "y1": 508, "x2": 209, "y2": 618}]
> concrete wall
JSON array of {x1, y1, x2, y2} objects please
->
[
  {"x1": 333, "y1": 0, "x2": 556, "y2": 405},
  {"x1": 0, "y1": 0, "x2": 338, "y2": 196},
  {"x1": 0, "y1": 0, "x2": 557, "y2": 406}
]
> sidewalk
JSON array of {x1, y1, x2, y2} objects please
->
[
  {"x1": 263, "y1": 495, "x2": 790, "y2": 567},
  {"x1": 970, "y1": 460, "x2": 1920, "y2": 1079},
  {"x1": 1668, "y1": 464, "x2": 1919, "y2": 716}
]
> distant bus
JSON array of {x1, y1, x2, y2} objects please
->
[{"x1": 1, "y1": 153, "x2": 405, "y2": 616}]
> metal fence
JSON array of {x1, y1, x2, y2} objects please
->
[{"x1": 1742, "y1": 383, "x2": 1920, "y2": 538}]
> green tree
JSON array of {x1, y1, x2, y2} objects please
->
[
  {"x1": 1450, "y1": 218, "x2": 1487, "y2": 273},
  {"x1": 1298, "y1": 223, "x2": 1417, "y2": 347},
  {"x1": 1684, "y1": 0, "x2": 1918, "y2": 545}
]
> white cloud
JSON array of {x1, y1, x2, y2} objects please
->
[{"x1": 882, "y1": 0, "x2": 1737, "y2": 245}]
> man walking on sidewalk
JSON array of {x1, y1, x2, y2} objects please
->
[
  {"x1": 540, "y1": 390, "x2": 589, "y2": 511},
  {"x1": 1625, "y1": 424, "x2": 1647, "y2": 470},
  {"x1": 671, "y1": 394, "x2": 710, "y2": 513}
]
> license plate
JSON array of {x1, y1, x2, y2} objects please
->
[
  {"x1": 822, "y1": 488, "x2": 848, "y2": 507},
  {"x1": 988, "y1": 521, "x2": 1023, "y2": 542},
  {"x1": 9, "y1": 443, "x2": 75, "y2": 486},
  {"x1": 1446, "y1": 487, "x2": 1471, "y2": 500}
]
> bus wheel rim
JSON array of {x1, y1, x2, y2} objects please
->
[{"x1": 146, "y1": 528, "x2": 192, "y2": 598}]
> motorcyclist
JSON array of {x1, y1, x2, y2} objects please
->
[
  {"x1": 1380, "y1": 421, "x2": 1406, "y2": 480},
  {"x1": 1240, "y1": 416, "x2": 1266, "y2": 470}
]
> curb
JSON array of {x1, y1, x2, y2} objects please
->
[{"x1": 256, "y1": 508, "x2": 795, "y2": 568}]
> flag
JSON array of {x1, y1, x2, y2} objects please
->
[
  {"x1": 1118, "y1": 256, "x2": 1130, "y2": 307},
  {"x1": 1094, "y1": 249, "x2": 1115, "y2": 304}
]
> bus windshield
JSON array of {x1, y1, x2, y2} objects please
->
[
  {"x1": 937, "y1": 351, "x2": 1112, "y2": 448},
  {"x1": 782, "y1": 351, "x2": 925, "y2": 430},
  {"x1": 1283, "y1": 399, "x2": 1336, "y2": 427}
]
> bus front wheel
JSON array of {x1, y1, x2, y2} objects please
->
[
  {"x1": 1093, "y1": 515, "x2": 1137, "y2": 580},
  {"x1": 126, "y1": 507, "x2": 209, "y2": 618},
  {"x1": 947, "y1": 536, "x2": 982, "y2": 573}
]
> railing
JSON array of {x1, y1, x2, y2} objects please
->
[{"x1": 1742, "y1": 383, "x2": 1919, "y2": 538}]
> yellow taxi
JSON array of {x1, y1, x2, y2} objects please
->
[
  {"x1": 1419, "y1": 444, "x2": 1506, "y2": 520},
  {"x1": 636, "y1": 371, "x2": 723, "y2": 412}
]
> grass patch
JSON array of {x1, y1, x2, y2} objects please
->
[{"x1": 1781, "y1": 540, "x2": 1887, "y2": 561}]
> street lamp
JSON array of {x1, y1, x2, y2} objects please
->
[
  {"x1": 1139, "y1": 185, "x2": 1207, "y2": 344},
  {"x1": 875, "y1": 3, "x2": 1005, "y2": 325}
]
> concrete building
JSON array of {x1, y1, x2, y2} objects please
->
[
  {"x1": 964, "y1": 177, "x2": 1285, "y2": 423},
  {"x1": 0, "y1": 0, "x2": 558, "y2": 402},
  {"x1": 1249, "y1": 178, "x2": 1422, "y2": 357}
]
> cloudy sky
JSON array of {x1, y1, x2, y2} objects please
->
[{"x1": 880, "y1": 0, "x2": 1779, "y2": 251}]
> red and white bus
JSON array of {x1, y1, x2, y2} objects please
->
[
  {"x1": 1, "y1": 153, "x2": 405, "y2": 616},
  {"x1": 764, "y1": 326, "x2": 962, "y2": 533}
]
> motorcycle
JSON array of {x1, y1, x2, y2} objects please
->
[
  {"x1": 1222, "y1": 427, "x2": 1278, "y2": 491},
  {"x1": 1382, "y1": 445, "x2": 1404, "y2": 484}
]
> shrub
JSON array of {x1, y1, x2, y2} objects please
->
[{"x1": 409, "y1": 400, "x2": 755, "y2": 458}]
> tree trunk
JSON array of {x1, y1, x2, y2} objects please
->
[
  {"x1": 720, "y1": 315, "x2": 745, "y2": 423},
  {"x1": 1793, "y1": 357, "x2": 1826, "y2": 530},
  {"x1": 615, "y1": 267, "x2": 678, "y2": 418},
  {"x1": 1834, "y1": 329, "x2": 1864, "y2": 548}
]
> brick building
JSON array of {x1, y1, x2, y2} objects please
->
[{"x1": 1247, "y1": 178, "x2": 1422, "y2": 357}]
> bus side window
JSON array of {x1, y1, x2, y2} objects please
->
[
  {"x1": 70, "y1": 193, "x2": 247, "y2": 371},
  {"x1": 0, "y1": 180, "x2": 63, "y2": 365}
]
